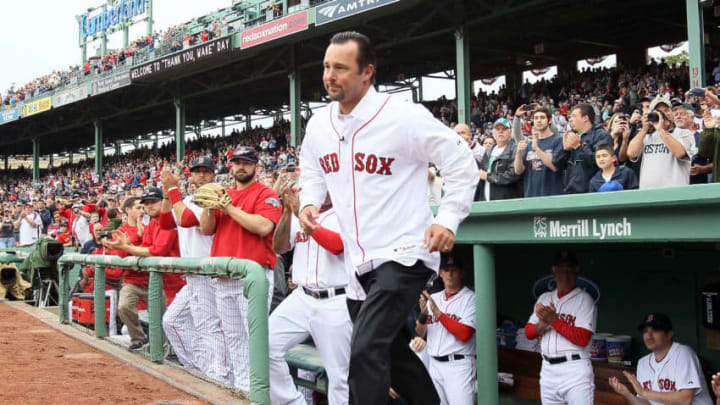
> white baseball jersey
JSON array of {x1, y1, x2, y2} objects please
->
[
  {"x1": 636, "y1": 342, "x2": 713, "y2": 405},
  {"x1": 528, "y1": 287, "x2": 597, "y2": 357},
  {"x1": 18, "y1": 212, "x2": 40, "y2": 245},
  {"x1": 469, "y1": 141, "x2": 486, "y2": 162},
  {"x1": 288, "y1": 209, "x2": 347, "y2": 289},
  {"x1": 425, "y1": 287, "x2": 476, "y2": 357},
  {"x1": 173, "y1": 196, "x2": 214, "y2": 257},
  {"x1": 73, "y1": 215, "x2": 92, "y2": 246},
  {"x1": 299, "y1": 87, "x2": 479, "y2": 275}
]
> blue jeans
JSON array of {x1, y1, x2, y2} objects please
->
[{"x1": 0, "y1": 237, "x2": 15, "y2": 248}]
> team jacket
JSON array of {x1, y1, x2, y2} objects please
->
[
  {"x1": 554, "y1": 125, "x2": 613, "y2": 194},
  {"x1": 299, "y1": 87, "x2": 479, "y2": 273}
]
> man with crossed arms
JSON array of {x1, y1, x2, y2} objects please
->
[
  {"x1": 158, "y1": 157, "x2": 230, "y2": 384},
  {"x1": 270, "y1": 181, "x2": 352, "y2": 405}
]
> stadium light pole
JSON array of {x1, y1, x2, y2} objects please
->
[
  {"x1": 687, "y1": 0, "x2": 706, "y2": 88},
  {"x1": 455, "y1": 25, "x2": 471, "y2": 126},
  {"x1": 146, "y1": 0, "x2": 154, "y2": 36}
]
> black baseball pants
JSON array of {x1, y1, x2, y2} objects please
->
[{"x1": 346, "y1": 260, "x2": 440, "y2": 405}]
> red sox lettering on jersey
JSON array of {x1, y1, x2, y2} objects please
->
[
  {"x1": 635, "y1": 342, "x2": 713, "y2": 404},
  {"x1": 319, "y1": 152, "x2": 395, "y2": 175},
  {"x1": 299, "y1": 87, "x2": 479, "y2": 274}
]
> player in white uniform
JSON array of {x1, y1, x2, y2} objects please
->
[
  {"x1": 298, "y1": 31, "x2": 478, "y2": 405},
  {"x1": 609, "y1": 313, "x2": 713, "y2": 405},
  {"x1": 525, "y1": 251, "x2": 597, "y2": 405},
  {"x1": 416, "y1": 254, "x2": 476, "y2": 405},
  {"x1": 159, "y1": 158, "x2": 230, "y2": 384},
  {"x1": 270, "y1": 185, "x2": 352, "y2": 405}
]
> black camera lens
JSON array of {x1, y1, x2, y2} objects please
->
[{"x1": 647, "y1": 112, "x2": 659, "y2": 123}]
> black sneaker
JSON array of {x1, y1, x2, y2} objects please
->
[{"x1": 128, "y1": 339, "x2": 149, "y2": 352}]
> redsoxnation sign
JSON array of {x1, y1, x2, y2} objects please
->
[{"x1": 315, "y1": 0, "x2": 399, "y2": 25}]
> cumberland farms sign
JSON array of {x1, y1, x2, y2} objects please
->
[{"x1": 533, "y1": 216, "x2": 632, "y2": 240}]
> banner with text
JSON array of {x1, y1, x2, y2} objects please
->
[
  {"x1": 130, "y1": 37, "x2": 232, "y2": 81},
  {"x1": 316, "y1": 0, "x2": 399, "y2": 25},
  {"x1": 52, "y1": 85, "x2": 89, "y2": 108},
  {"x1": 91, "y1": 72, "x2": 131, "y2": 96},
  {"x1": 22, "y1": 97, "x2": 52, "y2": 117},
  {"x1": 241, "y1": 11, "x2": 308, "y2": 49},
  {"x1": 0, "y1": 108, "x2": 19, "y2": 125}
]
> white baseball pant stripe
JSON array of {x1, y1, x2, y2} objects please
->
[
  {"x1": 540, "y1": 358, "x2": 594, "y2": 405},
  {"x1": 216, "y1": 269, "x2": 274, "y2": 392},
  {"x1": 162, "y1": 282, "x2": 199, "y2": 372},
  {"x1": 428, "y1": 356, "x2": 476, "y2": 405},
  {"x1": 269, "y1": 288, "x2": 352, "y2": 405},
  {"x1": 186, "y1": 274, "x2": 232, "y2": 385}
]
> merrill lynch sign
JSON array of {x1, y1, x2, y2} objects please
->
[{"x1": 533, "y1": 216, "x2": 632, "y2": 240}]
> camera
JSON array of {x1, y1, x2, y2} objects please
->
[
  {"x1": 98, "y1": 231, "x2": 113, "y2": 240},
  {"x1": 647, "y1": 111, "x2": 665, "y2": 123}
]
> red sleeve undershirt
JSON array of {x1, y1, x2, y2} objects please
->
[
  {"x1": 438, "y1": 313, "x2": 475, "y2": 343},
  {"x1": 524, "y1": 323, "x2": 541, "y2": 340},
  {"x1": 158, "y1": 211, "x2": 176, "y2": 230},
  {"x1": 552, "y1": 319, "x2": 593, "y2": 347},
  {"x1": 524, "y1": 321, "x2": 592, "y2": 347},
  {"x1": 310, "y1": 225, "x2": 343, "y2": 255}
]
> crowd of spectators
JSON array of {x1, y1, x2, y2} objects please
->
[
  {"x1": 424, "y1": 60, "x2": 717, "y2": 199},
  {"x1": 2, "y1": 59, "x2": 719, "y2": 248},
  {"x1": 1, "y1": 19, "x2": 229, "y2": 110}
]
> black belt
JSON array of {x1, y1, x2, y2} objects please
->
[
  {"x1": 543, "y1": 354, "x2": 581, "y2": 364},
  {"x1": 302, "y1": 286, "x2": 345, "y2": 299},
  {"x1": 432, "y1": 354, "x2": 468, "y2": 362}
]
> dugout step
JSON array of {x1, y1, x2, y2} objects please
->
[{"x1": 284, "y1": 343, "x2": 328, "y2": 394}]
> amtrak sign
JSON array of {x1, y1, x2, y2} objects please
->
[
  {"x1": 533, "y1": 216, "x2": 632, "y2": 240},
  {"x1": 315, "y1": 0, "x2": 399, "y2": 25}
]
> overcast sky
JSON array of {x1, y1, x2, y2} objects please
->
[{"x1": 0, "y1": 0, "x2": 230, "y2": 93}]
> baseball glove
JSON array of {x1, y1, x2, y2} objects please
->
[{"x1": 193, "y1": 183, "x2": 231, "y2": 210}]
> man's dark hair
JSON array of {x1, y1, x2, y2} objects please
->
[
  {"x1": 570, "y1": 103, "x2": 595, "y2": 124},
  {"x1": 329, "y1": 31, "x2": 376, "y2": 83},
  {"x1": 107, "y1": 208, "x2": 119, "y2": 219},
  {"x1": 533, "y1": 107, "x2": 552, "y2": 121},
  {"x1": 595, "y1": 144, "x2": 615, "y2": 156},
  {"x1": 122, "y1": 196, "x2": 141, "y2": 211}
]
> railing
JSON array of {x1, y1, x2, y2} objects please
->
[{"x1": 57, "y1": 253, "x2": 271, "y2": 405}]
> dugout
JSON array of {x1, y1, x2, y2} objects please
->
[{"x1": 453, "y1": 183, "x2": 720, "y2": 404}]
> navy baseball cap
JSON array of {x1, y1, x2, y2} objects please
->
[
  {"x1": 232, "y1": 145, "x2": 259, "y2": 162},
  {"x1": 638, "y1": 313, "x2": 672, "y2": 332},
  {"x1": 191, "y1": 155, "x2": 215, "y2": 172},
  {"x1": 688, "y1": 88, "x2": 706, "y2": 98},
  {"x1": 140, "y1": 187, "x2": 164, "y2": 203},
  {"x1": 440, "y1": 253, "x2": 462, "y2": 270},
  {"x1": 552, "y1": 250, "x2": 578, "y2": 266}
]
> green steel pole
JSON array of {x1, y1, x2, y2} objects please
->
[
  {"x1": 101, "y1": 34, "x2": 108, "y2": 58},
  {"x1": 93, "y1": 265, "x2": 107, "y2": 338},
  {"x1": 174, "y1": 97, "x2": 186, "y2": 162},
  {"x1": 123, "y1": 27, "x2": 130, "y2": 48},
  {"x1": 81, "y1": 44, "x2": 87, "y2": 65},
  {"x1": 146, "y1": 0, "x2": 153, "y2": 36},
  {"x1": 474, "y1": 244, "x2": 498, "y2": 405},
  {"x1": 58, "y1": 265, "x2": 70, "y2": 324},
  {"x1": 94, "y1": 120, "x2": 103, "y2": 177},
  {"x1": 687, "y1": 0, "x2": 706, "y2": 88},
  {"x1": 4, "y1": 155, "x2": 9, "y2": 171},
  {"x1": 221, "y1": 118, "x2": 226, "y2": 139},
  {"x1": 148, "y1": 270, "x2": 164, "y2": 363},
  {"x1": 48, "y1": 154, "x2": 53, "y2": 170},
  {"x1": 32, "y1": 138, "x2": 40, "y2": 183},
  {"x1": 455, "y1": 26, "x2": 471, "y2": 126},
  {"x1": 246, "y1": 114, "x2": 252, "y2": 131},
  {"x1": 289, "y1": 48, "x2": 302, "y2": 147}
]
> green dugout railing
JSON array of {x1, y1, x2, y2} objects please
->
[{"x1": 56, "y1": 254, "x2": 271, "y2": 405}]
